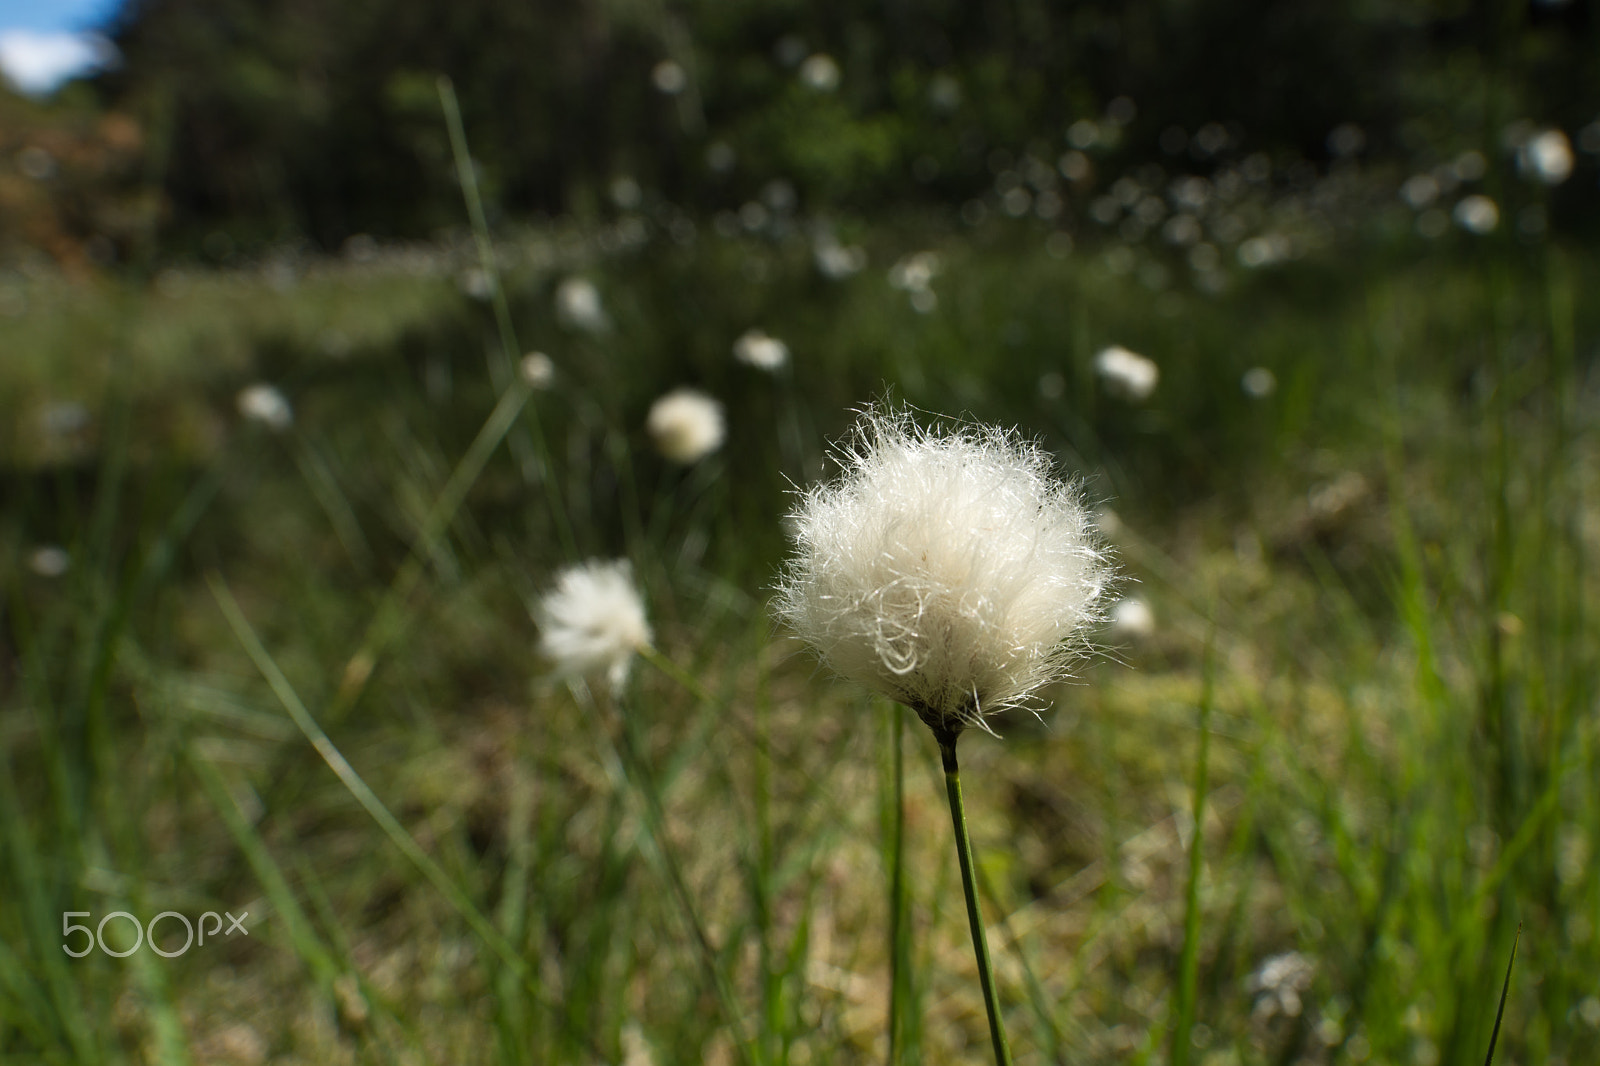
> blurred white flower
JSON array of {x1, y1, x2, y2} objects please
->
[
  {"x1": 1066, "y1": 119, "x2": 1099, "y2": 149},
  {"x1": 927, "y1": 73, "x2": 961, "y2": 111},
  {"x1": 39, "y1": 400, "x2": 89, "y2": 436},
  {"x1": 705, "y1": 141, "x2": 736, "y2": 174},
  {"x1": 1451, "y1": 149, "x2": 1487, "y2": 181},
  {"x1": 733, "y1": 329, "x2": 789, "y2": 372},
  {"x1": 774, "y1": 404, "x2": 1114, "y2": 738},
  {"x1": 1399, "y1": 173, "x2": 1440, "y2": 209},
  {"x1": 609, "y1": 175, "x2": 643, "y2": 210},
  {"x1": 798, "y1": 54, "x2": 840, "y2": 92},
  {"x1": 520, "y1": 351, "x2": 555, "y2": 388},
  {"x1": 1241, "y1": 366, "x2": 1277, "y2": 398},
  {"x1": 536, "y1": 559, "x2": 653, "y2": 690},
  {"x1": 1238, "y1": 234, "x2": 1292, "y2": 269},
  {"x1": 1110, "y1": 596, "x2": 1155, "y2": 639},
  {"x1": 555, "y1": 277, "x2": 608, "y2": 332},
  {"x1": 237, "y1": 384, "x2": 293, "y2": 431},
  {"x1": 1326, "y1": 122, "x2": 1365, "y2": 158},
  {"x1": 458, "y1": 268, "x2": 494, "y2": 301},
  {"x1": 1309, "y1": 471, "x2": 1369, "y2": 522},
  {"x1": 651, "y1": 59, "x2": 686, "y2": 95},
  {"x1": 888, "y1": 252, "x2": 937, "y2": 291},
  {"x1": 1453, "y1": 195, "x2": 1499, "y2": 235},
  {"x1": 1249, "y1": 952, "x2": 1316, "y2": 1022},
  {"x1": 647, "y1": 388, "x2": 725, "y2": 463},
  {"x1": 28, "y1": 545, "x2": 70, "y2": 578},
  {"x1": 1094, "y1": 345, "x2": 1160, "y2": 401},
  {"x1": 1058, "y1": 150, "x2": 1090, "y2": 182},
  {"x1": 813, "y1": 234, "x2": 866, "y2": 279},
  {"x1": 1520, "y1": 129, "x2": 1574, "y2": 185}
]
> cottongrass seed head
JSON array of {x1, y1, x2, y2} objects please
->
[
  {"x1": 647, "y1": 387, "x2": 725, "y2": 463},
  {"x1": 775, "y1": 404, "x2": 1115, "y2": 739},
  {"x1": 536, "y1": 559, "x2": 653, "y2": 690}
]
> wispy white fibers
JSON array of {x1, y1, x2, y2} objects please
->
[
  {"x1": 647, "y1": 388, "x2": 725, "y2": 463},
  {"x1": 775, "y1": 404, "x2": 1113, "y2": 738},
  {"x1": 536, "y1": 559, "x2": 653, "y2": 690}
]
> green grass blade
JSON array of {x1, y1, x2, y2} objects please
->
[
  {"x1": 207, "y1": 573, "x2": 554, "y2": 1015},
  {"x1": 1482, "y1": 924, "x2": 1521, "y2": 1066},
  {"x1": 1170, "y1": 634, "x2": 1213, "y2": 1066},
  {"x1": 185, "y1": 745, "x2": 342, "y2": 985}
]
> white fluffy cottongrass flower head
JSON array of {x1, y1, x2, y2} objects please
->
[
  {"x1": 1094, "y1": 345, "x2": 1159, "y2": 401},
  {"x1": 536, "y1": 559, "x2": 653, "y2": 690},
  {"x1": 237, "y1": 383, "x2": 293, "y2": 430},
  {"x1": 775, "y1": 404, "x2": 1114, "y2": 739},
  {"x1": 647, "y1": 388, "x2": 725, "y2": 463},
  {"x1": 733, "y1": 329, "x2": 790, "y2": 371}
]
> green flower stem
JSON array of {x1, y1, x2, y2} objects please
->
[{"x1": 937, "y1": 733, "x2": 1014, "y2": 1066}]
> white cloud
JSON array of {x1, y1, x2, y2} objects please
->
[{"x1": 0, "y1": 30, "x2": 116, "y2": 96}]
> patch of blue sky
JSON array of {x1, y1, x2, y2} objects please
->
[{"x1": 0, "y1": 0, "x2": 125, "y2": 95}]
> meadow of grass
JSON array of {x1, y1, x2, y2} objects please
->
[{"x1": 1, "y1": 187, "x2": 1597, "y2": 1065}]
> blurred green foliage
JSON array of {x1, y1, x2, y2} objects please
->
[{"x1": 89, "y1": 0, "x2": 1600, "y2": 250}]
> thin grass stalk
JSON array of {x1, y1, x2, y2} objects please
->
[
  {"x1": 289, "y1": 855, "x2": 422, "y2": 1062},
  {"x1": 493, "y1": 764, "x2": 538, "y2": 1065},
  {"x1": 436, "y1": 74, "x2": 578, "y2": 561},
  {"x1": 753, "y1": 654, "x2": 779, "y2": 1064},
  {"x1": 207, "y1": 575, "x2": 576, "y2": 1028},
  {"x1": 973, "y1": 858, "x2": 1063, "y2": 1061},
  {"x1": 0, "y1": 747, "x2": 100, "y2": 1062},
  {"x1": 185, "y1": 749, "x2": 342, "y2": 986},
  {"x1": 1170, "y1": 639, "x2": 1213, "y2": 1066},
  {"x1": 436, "y1": 75, "x2": 518, "y2": 389},
  {"x1": 639, "y1": 643, "x2": 713, "y2": 704},
  {"x1": 604, "y1": 692, "x2": 764, "y2": 1066},
  {"x1": 935, "y1": 733, "x2": 1013, "y2": 1066},
  {"x1": 326, "y1": 374, "x2": 532, "y2": 725},
  {"x1": 887, "y1": 701, "x2": 913, "y2": 1065},
  {"x1": 1482, "y1": 924, "x2": 1521, "y2": 1066}
]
